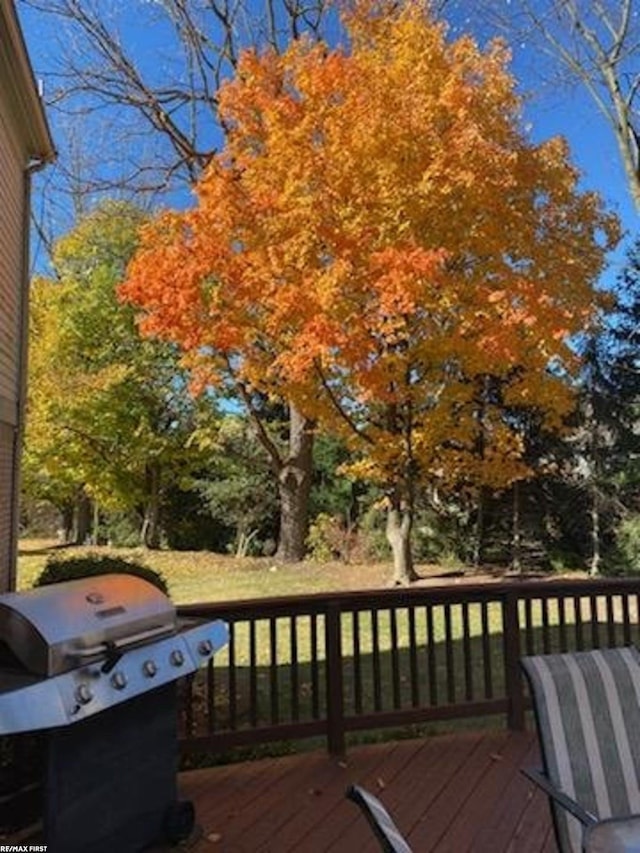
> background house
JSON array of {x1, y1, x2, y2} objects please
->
[{"x1": 0, "y1": 1, "x2": 55, "y2": 591}]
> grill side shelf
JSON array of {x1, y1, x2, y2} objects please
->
[{"x1": 0, "y1": 676, "x2": 68, "y2": 734}]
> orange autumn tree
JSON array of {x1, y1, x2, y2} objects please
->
[{"x1": 121, "y1": 0, "x2": 618, "y2": 583}]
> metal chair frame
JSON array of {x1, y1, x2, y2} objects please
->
[{"x1": 346, "y1": 784, "x2": 413, "y2": 853}]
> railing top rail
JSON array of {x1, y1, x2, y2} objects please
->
[{"x1": 177, "y1": 576, "x2": 640, "y2": 619}]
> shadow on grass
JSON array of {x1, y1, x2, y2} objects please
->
[{"x1": 181, "y1": 613, "x2": 640, "y2": 765}]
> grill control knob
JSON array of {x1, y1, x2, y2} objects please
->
[
  {"x1": 170, "y1": 649, "x2": 185, "y2": 668},
  {"x1": 198, "y1": 639, "x2": 214, "y2": 657},
  {"x1": 143, "y1": 660, "x2": 158, "y2": 678},
  {"x1": 75, "y1": 684, "x2": 93, "y2": 705},
  {"x1": 111, "y1": 670, "x2": 127, "y2": 690}
]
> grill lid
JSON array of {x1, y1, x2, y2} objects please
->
[{"x1": 0, "y1": 574, "x2": 176, "y2": 677}]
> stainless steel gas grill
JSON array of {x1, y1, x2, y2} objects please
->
[{"x1": 0, "y1": 574, "x2": 228, "y2": 853}]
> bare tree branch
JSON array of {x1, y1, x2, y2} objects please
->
[
  {"x1": 314, "y1": 361, "x2": 375, "y2": 445},
  {"x1": 474, "y1": 0, "x2": 640, "y2": 211},
  {"x1": 21, "y1": 0, "x2": 331, "y2": 248}
]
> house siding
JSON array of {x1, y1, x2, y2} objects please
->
[
  {"x1": 0, "y1": 85, "x2": 28, "y2": 591},
  {"x1": 0, "y1": 112, "x2": 23, "y2": 408},
  {"x1": 0, "y1": 3, "x2": 54, "y2": 592},
  {"x1": 0, "y1": 425, "x2": 17, "y2": 584}
]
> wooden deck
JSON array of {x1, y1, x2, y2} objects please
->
[{"x1": 171, "y1": 729, "x2": 555, "y2": 852}]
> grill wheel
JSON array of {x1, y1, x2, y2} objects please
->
[{"x1": 164, "y1": 800, "x2": 195, "y2": 845}]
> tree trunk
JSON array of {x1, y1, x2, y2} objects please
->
[
  {"x1": 92, "y1": 501, "x2": 100, "y2": 545},
  {"x1": 141, "y1": 462, "x2": 161, "y2": 549},
  {"x1": 275, "y1": 406, "x2": 314, "y2": 562},
  {"x1": 386, "y1": 499, "x2": 418, "y2": 586},
  {"x1": 590, "y1": 485, "x2": 600, "y2": 576},
  {"x1": 473, "y1": 486, "x2": 487, "y2": 569},
  {"x1": 511, "y1": 481, "x2": 522, "y2": 573},
  {"x1": 60, "y1": 502, "x2": 74, "y2": 543},
  {"x1": 75, "y1": 488, "x2": 92, "y2": 545},
  {"x1": 585, "y1": 366, "x2": 600, "y2": 577}
]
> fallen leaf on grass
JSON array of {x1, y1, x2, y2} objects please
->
[{"x1": 207, "y1": 832, "x2": 223, "y2": 843}]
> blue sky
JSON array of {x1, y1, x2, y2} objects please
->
[
  {"x1": 18, "y1": 1, "x2": 638, "y2": 282},
  {"x1": 522, "y1": 74, "x2": 636, "y2": 290},
  {"x1": 510, "y1": 48, "x2": 637, "y2": 278}
]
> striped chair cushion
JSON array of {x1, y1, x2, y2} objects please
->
[{"x1": 522, "y1": 647, "x2": 640, "y2": 853}]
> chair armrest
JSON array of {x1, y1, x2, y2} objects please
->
[{"x1": 522, "y1": 767, "x2": 598, "y2": 827}]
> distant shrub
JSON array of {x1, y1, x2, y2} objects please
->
[
  {"x1": 306, "y1": 509, "x2": 393, "y2": 564},
  {"x1": 162, "y1": 484, "x2": 233, "y2": 552},
  {"x1": 34, "y1": 553, "x2": 169, "y2": 595},
  {"x1": 610, "y1": 515, "x2": 640, "y2": 575},
  {"x1": 307, "y1": 514, "x2": 350, "y2": 562},
  {"x1": 548, "y1": 548, "x2": 585, "y2": 574},
  {"x1": 354, "y1": 506, "x2": 390, "y2": 563},
  {"x1": 98, "y1": 512, "x2": 141, "y2": 548}
]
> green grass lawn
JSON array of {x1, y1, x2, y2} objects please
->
[
  {"x1": 17, "y1": 539, "x2": 598, "y2": 674},
  {"x1": 17, "y1": 538, "x2": 466, "y2": 604}
]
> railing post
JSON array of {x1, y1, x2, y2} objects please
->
[
  {"x1": 325, "y1": 602, "x2": 346, "y2": 758},
  {"x1": 503, "y1": 590, "x2": 525, "y2": 731}
]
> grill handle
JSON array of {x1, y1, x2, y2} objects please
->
[
  {"x1": 101, "y1": 641, "x2": 122, "y2": 674},
  {"x1": 70, "y1": 624, "x2": 175, "y2": 659}
]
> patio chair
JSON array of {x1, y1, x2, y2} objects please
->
[
  {"x1": 522, "y1": 646, "x2": 640, "y2": 853},
  {"x1": 346, "y1": 784, "x2": 413, "y2": 853}
]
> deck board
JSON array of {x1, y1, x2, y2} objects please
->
[
  {"x1": 171, "y1": 729, "x2": 555, "y2": 852},
  {"x1": 430, "y1": 730, "x2": 536, "y2": 852}
]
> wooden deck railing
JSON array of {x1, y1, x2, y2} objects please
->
[{"x1": 177, "y1": 577, "x2": 640, "y2": 757}]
